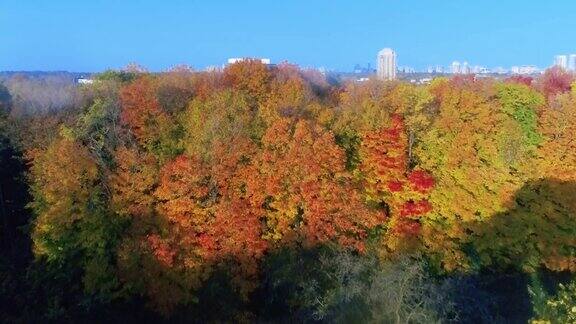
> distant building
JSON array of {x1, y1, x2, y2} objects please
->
[
  {"x1": 377, "y1": 48, "x2": 397, "y2": 80},
  {"x1": 554, "y1": 55, "x2": 568, "y2": 69},
  {"x1": 227, "y1": 57, "x2": 271, "y2": 65},
  {"x1": 569, "y1": 54, "x2": 576, "y2": 71},
  {"x1": 461, "y1": 61, "x2": 470, "y2": 74},
  {"x1": 418, "y1": 77, "x2": 432, "y2": 84},
  {"x1": 398, "y1": 66, "x2": 415, "y2": 73},
  {"x1": 493, "y1": 67, "x2": 508, "y2": 74},
  {"x1": 522, "y1": 66, "x2": 539, "y2": 74},
  {"x1": 353, "y1": 63, "x2": 374, "y2": 74},
  {"x1": 451, "y1": 61, "x2": 461, "y2": 74},
  {"x1": 205, "y1": 65, "x2": 223, "y2": 72},
  {"x1": 366, "y1": 63, "x2": 374, "y2": 73},
  {"x1": 76, "y1": 77, "x2": 94, "y2": 85},
  {"x1": 427, "y1": 66, "x2": 445, "y2": 74},
  {"x1": 472, "y1": 65, "x2": 487, "y2": 74},
  {"x1": 512, "y1": 65, "x2": 539, "y2": 75}
]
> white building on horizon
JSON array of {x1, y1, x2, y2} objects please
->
[
  {"x1": 554, "y1": 55, "x2": 568, "y2": 70},
  {"x1": 472, "y1": 65, "x2": 488, "y2": 74},
  {"x1": 568, "y1": 54, "x2": 576, "y2": 71},
  {"x1": 511, "y1": 65, "x2": 540, "y2": 75},
  {"x1": 205, "y1": 65, "x2": 223, "y2": 72},
  {"x1": 493, "y1": 67, "x2": 508, "y2": 74},
  {"x1": 227, "y1": 57, "x2": 271, "y2": 65},
  {"x1": 76, "y1": 77, "x2": 94, "y2": 85},
  {"x1": 451, "y1": 61, "x2": 461, "y2": 74},
  {"x1": 461, "y1": 61, "x2": 470, "y2": 74},
  {"x1": 377, "y1": 48, "x2": 396, "y2": 80}
]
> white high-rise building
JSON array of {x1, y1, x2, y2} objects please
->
[
  {"x1": 554, "y1": 55, "x2": 568, "y2": 69},
  {"x1": 377, "y1": 48, "x2": 397, "y2": 80},
  {"x1": 451, "y1": 61, "x2": 461, "y2": 74},
  {"x1": 461, "y1": 61, "x2": 470, "y2": 74},
  {"x1": 568, "y1": 54, "x2": 576, "y2": 71}
]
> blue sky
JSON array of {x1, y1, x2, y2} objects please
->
[{"x1": 1, "y1": 0, "x2": 576, "y2": 72}]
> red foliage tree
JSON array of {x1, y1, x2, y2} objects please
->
[
  {"x1": 360, "y1": 115, "x2": 435, "y2": 237},
  {"x1": 153, "y1": 148, "x2": 269, "y2": 296},
  {"x1": 536, "y1": 66, "x2": 574, "y2": 98},
  {"x1": 505, "y1": 75, "x2": 533, "y2": 86}
]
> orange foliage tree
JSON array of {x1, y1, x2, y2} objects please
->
[
  {"x1": 223, "y1": 59, "x2": 271, "y2": 106},
  {"x1": 239, "y1": 118, "x2": 383, "y2": 251},
  {"x1": 537, "y1": 92, "x2": 576, "y2": 181},
  {"x1": 110, "y1": 146, "x2": 159, "y2": 219},
  {"x1": 120, "y1": 76, "x2": 183, "y2": 160},
  {"x1": 120, "y1": 76, "x2": 164, "y2": 142}
]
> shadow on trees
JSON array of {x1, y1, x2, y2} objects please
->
[
  {"x1": 462, "y1": 178, "x2": 576, "y2": 323},
  {"x1": 0, "y1": 119, "x2": 35, "y2": 321},
  {"x1": 144, "y1": 179, "x2": 576, "y2": 323},
  {"x1": 470, "y1": 178, "x2": 576, "y2": 273},
  {"x1": 249, "y1": 179, "x2": 576, "y2": 323}
]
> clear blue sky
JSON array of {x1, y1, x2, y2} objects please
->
[{"x1": 1, "y1": 0, "x2": 576, "y2": 72}]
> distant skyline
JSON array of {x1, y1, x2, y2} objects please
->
[{"x1": 2, "y1": 1, "x2": 576, "y2": 72}]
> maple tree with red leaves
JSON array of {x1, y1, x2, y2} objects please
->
[
  {"x1": 536, "y1": 66, "x2": 575, "y2": 98},
  {"x1": 360, "y1": 114, "x2": 435, "y2": 239}
]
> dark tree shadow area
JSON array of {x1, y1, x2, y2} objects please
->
[
  {"x1": 0, "y1": 126, "x2": 34, "y2": 321},
  {"x1": 462, "y1": 178, "x2": 576, "y2": 323}
]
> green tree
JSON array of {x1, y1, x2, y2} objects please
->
[
  {"x1": 496, "y1": 82, "x2": 544, "y2": 149},
  {"x1": 30, "y1": 136, "x2": 126, "y2": 302}
]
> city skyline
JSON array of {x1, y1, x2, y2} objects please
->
[{"x1": 2, "y1": 1, "x2": 576, "y2": 72}]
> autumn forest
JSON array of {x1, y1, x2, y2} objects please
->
[{"x1": 1, "y1": 62, "x2": 576, "y2": 323}]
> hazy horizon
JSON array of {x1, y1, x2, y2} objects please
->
[{"x1": 2, "y1": 1, "x2": 576, "y2": 72}]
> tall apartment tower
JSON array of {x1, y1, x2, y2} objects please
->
[
  {"x1": 462, "y1": 61, "x2": 470, "y2": 74},
  {"x1": 377, "y1": 48, "x2": 397, "y2": 80},
  {"x1": 451, "y1": 61, "x2": 461, "y2": 74},
  {"x1": 568, "y1": 54, "x2": 576, "y2": 71},
  {"x1": 554, "y1": 55, "x2": 568, "y2": 70}
]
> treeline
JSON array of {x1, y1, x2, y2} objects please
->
[{"x1": 1, "y1": 62, "x2": 576, "y2": 322}]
